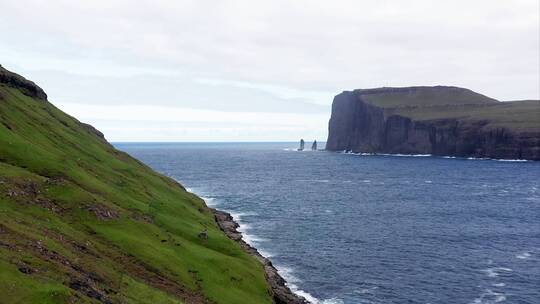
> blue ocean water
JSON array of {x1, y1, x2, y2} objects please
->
[{"x1": 115, "y1": 142, "x2": 540, "y2": 304}]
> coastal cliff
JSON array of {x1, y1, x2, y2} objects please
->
[
  {"x1": 326, "y1": 86, "x2": 540, "y2": 160},
  {"x1": 0, "y1": 65, "x2": 304, "y2": 304}
]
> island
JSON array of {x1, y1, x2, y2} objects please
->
[{"x1": 326, "y1": 86, "x2": 540, "y2": 160}]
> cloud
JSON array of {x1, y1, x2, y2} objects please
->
[
  {"x1": 57, "y1": 103, "x2": 328, "y2": 142},
  {"x1": 1, "y1": 0, "x2": 538, "y2": 140}
]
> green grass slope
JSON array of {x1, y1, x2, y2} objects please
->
[
  {"x1": 358, "y1": 86, "x2": 497, "y2": 108},
  {"x1": 354, "y1": 86, "x2": 540, "y2": 132},
  {"x1": 387, "y1": 100, "x2": 540, "y2": 132},
  {"x1": 0, "y1": 66, "x2": 273, "y2": 304}
]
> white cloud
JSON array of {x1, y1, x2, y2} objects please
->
[
  {"x1": 57, "y1": 102, "x2": 328, "y2": 142},
  {"x1": 1, "y1": 0, "x2": 538, "y2": 141}
]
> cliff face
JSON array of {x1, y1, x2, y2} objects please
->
[{"x1": 326, "y1": 87, "x2": 540, "y2": 160}]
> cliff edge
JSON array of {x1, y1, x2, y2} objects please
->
[{"x1": 326, "y1": 86, "x2": 540, "y2": 160}]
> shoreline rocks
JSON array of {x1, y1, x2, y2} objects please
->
[{"x1": 211, "y1": 208, "x2": 309, "y2": 304}]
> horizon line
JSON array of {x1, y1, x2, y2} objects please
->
[{"x1": 111, "y1": 140, "x2": 326, "y2": 144}]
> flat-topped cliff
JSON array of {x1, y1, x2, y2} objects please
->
[{"x1": 326, "y1": 86, "x2": 540, "y2": 160}]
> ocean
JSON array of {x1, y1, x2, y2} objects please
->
[{"x1": 115, "y1": 142, "x2": 540, "y2": 304}]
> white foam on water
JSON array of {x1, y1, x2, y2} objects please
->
[
  {"x1": 181, "y1": 185, "x2": 340, "y2": 304},
  {"x1": 241, "y1": 232, "x2": 267, "y2": 245},
  {"x1": 275, "y1": 266, "x2": 343, "y2": 304},
  {"x1": 388, "y1": 153, "x2": 432, "y2": 157},
  {"x1": 320, "y1": 299, "x2": 345, "y2": 304},
  {"x1": 354, "y1": 286, "x2": 379, "y2": 294},
  {"x1": 496, "y1": 159, "x2": 528, "y2": 162},
  {"x1": 184, "y1": 186, "x2": 266, "y2": 248},
  {"x1": 275, "y1": 266, "x2": 318, "y2": 303},
  {"x1": 296, "y1": 179, "x2": 330, "y2": 183},
  {"x1": 180, "y1": 184, "x2": 220, "y2": 207},
  {"x1": 465, "y1": 157, "x2": 529, "y2": 162},
  {"x1": 226, "y1": 211, "x2": 268, "y2": 246},
  {"x1": 482, "y1": 267, "x2": 513, "y2": 278},
  {"x1": 257, "y1": 248, "x2": 275, "y2": 258},
  {"x1": 348, "y1": 152, "x2": 432, "y2": 158},
  {"x1": 201, "y1": 196, "x2": 218, "y2": 207},
  {"x1": 470, "y1": 289, "x2": 507, "y2": 304},
  {"x1": 516, "y1": 251, "x2": 532, "y2": 259},
  {"x1": 425, "y1": 180, "x2": 433, "y2": 184},
  {"x1": 492, "y1": 283, "x2": 505, "y2": 287},
  {"x1": 338, "y1": 151, "x2": 530, "y2": 162}
]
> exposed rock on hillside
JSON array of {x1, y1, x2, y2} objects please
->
[{"x1": 0, "y1": 64, "x2": 47, "y2": 100}]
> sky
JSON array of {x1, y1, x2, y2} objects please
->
[{"x1": 1, "y1": 0, "x2": 539, "y2": 142}]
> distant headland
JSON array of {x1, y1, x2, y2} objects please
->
[{"x1": 326, "y1": 86, "x2": 540, "y2": 160}]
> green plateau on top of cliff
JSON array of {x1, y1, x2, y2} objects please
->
[
  {"x1": 348, "y1": 86, "x2": 540, "y2": 132},
  {"x1": 0, "y1": 65, "x2": 273, "y2": 304}
]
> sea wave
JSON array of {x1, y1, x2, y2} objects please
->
[
  {"x1": 283, "y1": 148, "x2": 319, "y2": 152},
  {"x1": 275, "y1": 266, "x2": 344, "y2": 304},
  {"x1": 339, "y1": 151, "x2": 530, "y2": 162},
  {"x1": 381, "y1": 153, "x2": 432, "y2": 157},
  {"x1": 448, "y1": 155, "x2": 529, "y2": 162},
  {"x1": 516, "y1": 251, "x2": 532, "y2": 260},
  {"x1": 201, "y1": 196, "x2": 218, "y2": 207},
  {"x1": 226, "y1": 212, "x2": 267, "y2": 246},
  {"x1": 482, "y1": 267, "x2": 513, "y2": 278},
  {"x1": 342, "y1": 151, "x2": 432, "y2": 157},
  {"x1": 276, "y1": 266, "x2": 318, "y2": 303},
  {"x1": 296, "y1": 179, "x2": 330, "y2": 183},
  {"x1": 184, "y1": 186, "x2": 220, "y2": 207},
  {"x1": 471, "y1": 288, "x2": 507, "y2": 304},
  {"x1": 184, "y1": 185, "x2": 270, "y2": 249}
]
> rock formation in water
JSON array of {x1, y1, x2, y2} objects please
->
[
  {"x1": 298, "y1": 139, "x2": 305, "y2": 151},
  {"x1": 311, "y1": 140, "x2": 318, "y2": 151},
  {"x1": 326, "y1": 86, "x2": 540, "y2": 160}
]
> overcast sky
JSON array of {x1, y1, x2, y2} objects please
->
[{"x1": 1, "y1": 0, "x2": 538, "y2": 141}]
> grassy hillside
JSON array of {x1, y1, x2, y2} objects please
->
[
  {"x1": 358, "y1": 86, "x2": 497, "y2": 108},
  {"x1": 0, "y1": 66, "x2": 272, "y2": 304},
  {"x1": 355, "y1": 86, "x2": 540, "y2": 132},
  {"x1": 387, "y1": 100, "x2": 540, "y2": 132}
]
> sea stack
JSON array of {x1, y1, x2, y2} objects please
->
[
  {"x1": 326, "y1": 86, "x2": 540, "y2": 160},
  {"x1": 311, "y1": 140, "x2": 318, "y2": 151},
  {"x1": 298, "y1": 139, "x2": 305, "y2": 151}
]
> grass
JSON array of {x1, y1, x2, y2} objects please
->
[
  {"x1": 358, "y1": 86, "x2": 497, "y2": 108},
  {"x1": 387, "y1": 100, "x2": 540, "y2": 131},
  {"x1": 354, "y1": 87, "x2": 540, "y2": 132},
  {"x1": 0, "y1": 74, "x2": 273, "y2": 304}
]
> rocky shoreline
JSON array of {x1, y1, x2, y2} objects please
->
[{"x1": 211, "y1": 208, "x2": 309, "y2": 304}]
